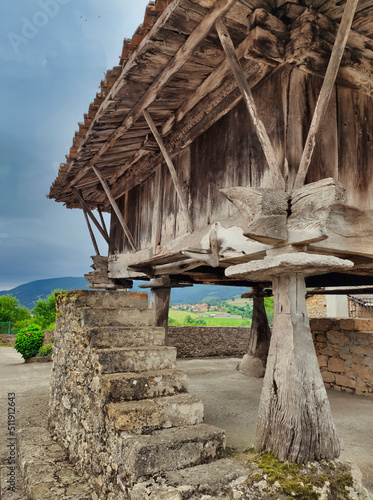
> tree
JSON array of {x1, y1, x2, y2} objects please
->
[
  {"x1": 0, "y1": 295, "x2": 30, "y2": 323},
  {"x1": 32, "y1": 291, "x2": 59, "y2": 329}
]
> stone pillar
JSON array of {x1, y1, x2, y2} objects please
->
[{"x1": 238, "y1": 286, "x2": 271, "y2": 378}]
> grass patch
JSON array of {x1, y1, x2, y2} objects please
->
[{"x1": 244, "y1": 449, "x2": 354, "y2": 499}]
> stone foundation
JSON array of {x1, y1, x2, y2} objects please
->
[
  {"x1": 48, "y1": 290, "x2": 236, "y2": 499},
  {"x1": 311, "y1": 318, "x2": 373, "y2": 396}
]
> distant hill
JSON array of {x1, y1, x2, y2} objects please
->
[
  {"x1": 0, "y1": 277, "x2": 90, "y2": 309},
  {"x1": 0, "y1": 277, "x2": 249, "y2": 309}
]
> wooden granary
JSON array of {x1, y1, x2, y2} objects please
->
[{"x1": 50, "y1": 0, "x2": 373, "y2": 464}]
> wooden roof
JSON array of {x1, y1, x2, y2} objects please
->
[{"x1": 48, "y1": 0, "x2": 373, "y2": 211}]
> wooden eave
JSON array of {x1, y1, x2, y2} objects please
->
[{"x1": 48, "y1": 0, "x2": 373, "y2": 212}]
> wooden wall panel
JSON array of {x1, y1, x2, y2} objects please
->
[
  {"x1": 111, "y1": 65, "x2": 373, "y2": 256},
  {"x1": 337, "y1": 86, "x2": 373, "y2": 209}
]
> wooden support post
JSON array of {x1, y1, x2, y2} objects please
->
[
  {"x1": 255, "y1": 273, "x2": 340, "y2": 463},
  {"x1": 149, "y1": 278, "x2": 171, "y2": 344},
  {"x1": 72, "y1": 187, "x2": 117, "y2": 251},
  {"x1": 91, "y1": 165, "x2": 138, "y2": 252},
  {"x1": 238, "y1": 285, "x2": 271, "y2": 378},
  {"x1": 97, "y1": 207, "x2": 110, "y2": 242},
  {"x1": 152, "y1": 164, "x2": 163, "y2": 252},
  {"x1": 143, "y1": 110, "x2": 193, "y2": 233},
  {"x1": 83, "y1": 209, "x2": 100, "y2": 256},
  {"x1": 292, "y1": 0, "x2": 359, "y2": 191},
  {"x1": 215, "y1": 18, "x2": 285, "y2": 190}
]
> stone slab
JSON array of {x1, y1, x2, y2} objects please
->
[
  {"x1": 225, "y1": 253, "x2": 354, "y2": 281},
  {"x1": 89, "y1": 326, "x2": 165, "y2": 348},
  {"x1": 107, "y1": 394, "x2": 204, "y2": 431},
  {"x1": 100, "y1": 369, "x2": 189, "y2": 401},
  {"x1": 81, "y1": 307, "x2": 156, "y2": 327},
  {"x1": 61, "y1": 290, "x2": 148, "y2": 309},
  {"x1": 122, "y1": 423, "x2": 226, "y2": 481},
  {"x1": 97, "y1": 346, "x2": 177, "y2": 373}
]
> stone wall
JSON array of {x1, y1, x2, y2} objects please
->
[
  {"x1": 168, "y1": 326, "x2": 248, "y2": 358},
  {"x1": 0, "y1": 329, "x2": 54, "y2": 347},
  {"x1": 169, "y1": 322, "x2": 373, "y2": 396},
  {"x1": 310, "y1": 318, "x2": 373, "y2": 396}
]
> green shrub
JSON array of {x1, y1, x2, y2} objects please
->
[
  {"x1": 15, "y1": 325, "x2": 44, "y2": 359},
  {"x1": 37, "y1": 344, "x2": 53, "y2": 357}
]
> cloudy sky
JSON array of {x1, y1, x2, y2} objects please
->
[{"x1": 0, "y1": 0, "x2": 149, "y2": 290}]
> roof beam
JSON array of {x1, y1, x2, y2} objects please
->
[
  {"x1": 215, "y1": 17, "x2": 285, "y2": 190},
  {"x1": 292, "y1": 0, "x2": 359, "y2": 191},
  {"x1": 67, "y1": 0, "x2": 238, "y2": 191}
]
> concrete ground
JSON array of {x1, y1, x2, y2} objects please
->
[{"x1": 0, "y1": 348, "x2": 372, "y2": 497}]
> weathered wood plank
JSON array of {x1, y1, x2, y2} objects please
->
[
  {"x1": 216, "y1": 17, "x2": 285, "y2": 189},
  {"x1": 292, "y1": 0, "x2": 360, "y2": 191},
  {"x1": 144, "y1": 110, "x2": 193, "y2": 233}
]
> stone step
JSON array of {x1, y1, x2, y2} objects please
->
[
  {"x1": 97, "y1": 346, "x2": 177, "y2": 373},
  {"x1": 16, "y1": 427, "x2": 95, "y2": 500},
  {"x1": 107, "y1": 394, "x2": 204, "y2": 431},
  {"x1": 89, "y1": 325, "x2": 165, "y2": 348},
  {"x1": 131, "y1": 458, "x2": 248, "y2": 499},
  {"x1": 72, "y1": 290, "x2": 148, "y2": 309},
  {"x1": 80, "y1": 307, "x2": 156, "y2": 328},
  {"x1": 122, "y1": 424, "x2": 226, "y2": 483},
  {"x1": 101, "y1": 368, "x2": 188, "y2": 401}
]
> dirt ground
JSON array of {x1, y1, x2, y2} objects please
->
[{"x1": 0, "y1": 348, "x2": 372, "y2": 497}]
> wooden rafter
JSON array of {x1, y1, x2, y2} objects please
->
[
  {"x1": 161, "y1": 32, "x2": 254, "y2": 136},
  {"x1": 67, "y1": 0, "x2": 238, "y2": 192},
  {"x1": 91, "y1": 165, "x2": 138, "y2": 252},
  {"x1": 292, "y1": 0, "x2": 360, "y2": 191},
  {"x1": 143, "y1": 109, "x2": 193, "y2": 233},
  {"x1": 215, "y1": 17, "x2": 285, "y2": 190},
  {"x1": 83, "y1": 209, "x2": 100, "y2": 256},
  {"x1": 72, "y1": 187, "x2": 117, "y2": 250}
]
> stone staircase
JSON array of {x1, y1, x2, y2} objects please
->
[{"x1": 43, "y1": 290, "x2": 245, "y2": 499}]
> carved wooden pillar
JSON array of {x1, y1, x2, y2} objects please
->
[
  {"x1": 254, "y1": 272, "x2": 340, "y2": 463},
  {"x1": 238, "y1": 286, "x2": 271, "y2": 378},
  {"x1": 226, "y1": 252, "x2": 353, "y2": 463},
  {"x1": 149, "y1": 278, "x2": 171, "y2": 344}
]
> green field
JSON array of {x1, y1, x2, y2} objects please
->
[{"x1": 168, "y1": 310, "x2": 251, "y2": 327}]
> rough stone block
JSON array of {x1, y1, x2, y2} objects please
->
[
  {"x1": 107, "y1": 394, "x2": 204, "y2": 431},
  {"x1": 89, "y1": 326, "x2": 165, "y2": 348},
  {"x1": 81, "y1": 307, "x2": 156, "y2": 328},
  {"x1": 322, "y1": 371, "x2": 335, "y2": 383},
  {"x1": 335, "y1": 374, "x2": 356, "y2": 389},
  {"x1": 164, "y1": 458, "x2": 247, "y2": 496},
  {"x1": 122, "y1": 424, "x2": 226, "y2": 481},
  {"x1": 340, "y1": 318, "x2": 373, "y2": 332},
  {"x1": 317, "y1": 355, "x2": 328, "y2": 368},
  {"x1": 101, "y1": 369, "x2": 188, "y2": 402},
  {"x1": 351, "y1": 344, "x2": 373, "y2": 356},
  {"x1": 327, "y1": 330, "x2": 350, "y2": 344},
  {"x1": 97, "y1": 346, "x2": 177, "y2": 373},
  {"x1": 327, "y1": 358, "x2": 346, "y2": 373}
]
